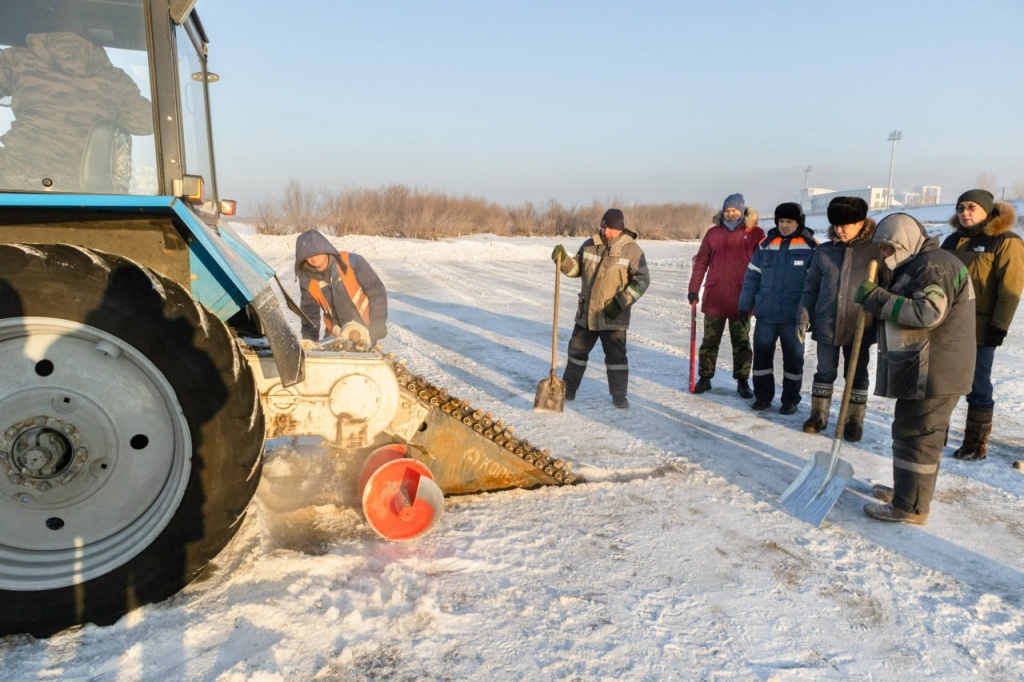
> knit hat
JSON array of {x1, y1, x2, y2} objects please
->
[
  {"x1": 827, "y1": 196, "x2": 868, "y2": 226},
  {"x1": 601, "y1": 208, "x2": 625, "y2": 230},
  {"x1": 722, "y1": 193, "x2": 745, "y2": 213},
  {"x1": 956, "y1": 189, "x2": 994, "y2": 215},
  {"x1": 774, "y1": 202, "x2": 804, "y2": 228}
]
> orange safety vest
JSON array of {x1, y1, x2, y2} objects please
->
[{"x1": 306, "y1": 252, "x2": 371, "y2": 334}]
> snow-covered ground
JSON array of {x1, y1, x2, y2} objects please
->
[{"x1": 2, "y1": 205, "x2": 1023, "y2": 681}]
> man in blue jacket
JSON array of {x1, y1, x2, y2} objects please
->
[{"x1": 739, "y1": 202, "x2": 818, "y2": 414}]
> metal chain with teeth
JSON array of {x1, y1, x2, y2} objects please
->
[{"x1": 384, "y1": 352, "x2": 576, "y2": 485}]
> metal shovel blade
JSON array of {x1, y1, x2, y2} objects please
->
[
  {"x1": 780, "y1": 445, "x2": 854, "y2": 526},
  {"x1": 534, "y1": 373, "x2": 566, "y2": 413}
]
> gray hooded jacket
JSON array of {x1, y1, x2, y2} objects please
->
[{"x1": 861, "y1": 214, "x2": 975, "y2": 399}]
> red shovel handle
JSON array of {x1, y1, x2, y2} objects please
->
[{"x1": 689, "y1": 301, "x2": 698, "y2": 392}]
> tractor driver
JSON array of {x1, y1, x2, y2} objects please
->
[{"x1": 0, "y1": 32, "x2": 153, "y2": 192}]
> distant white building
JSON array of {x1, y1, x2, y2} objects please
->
[
  {"x1": 919, "y1": 186, "x2": 941, "y2": 206},
  {"x1": 802, "y1": 187, "x2": 888, "y2": 214},
  {"x1": 799, "y1": 188, "x2": 836, "y2": 214}
]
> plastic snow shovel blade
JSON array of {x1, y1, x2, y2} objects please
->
[
  {"x1": 534, "y1": 373, "x2": 566, "y2": 413},
  {"x1": 780, "y1": 448, "x2": 855, "y2": 526}
]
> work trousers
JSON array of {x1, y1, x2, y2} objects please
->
[
  {"x1": 891, "y1": 396, "x2": 959, "y2": 516},
  {"x1": 966, "y1": 345, "x2": 997, "y2": 409},
  {"x1": 562, "y1": 325, "x2": 629, "y2": 397},
  {"x1": 812, "y1": 338, "x2": 872, "y2": 393},
  {"x1": 751, "y1": 321, "x2": 805, "y2": 406},
  {"x1": 698, "y1": 314, "x2": 752, "y2": 380}
]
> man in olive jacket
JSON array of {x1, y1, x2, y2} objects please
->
[
  {"x1": 941, "y1": 189, "x2": 1023, "y2": 461},
  {"x1": 551, "y1": 208, "x2": 650, "y2": 408},
  {"x1": 855, "y1": 213, "x2": 975, "y2": 525}
]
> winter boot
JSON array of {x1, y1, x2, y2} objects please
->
[
  {"x1": 843, "y1": 391, "x2": 868, "y2": 442},
  {"x1": 736, "y1": 378, "x2": 753, "y2": 399},
  {"x1": 871, "y1": 484, "x2": 894, "y2": 503},
  {"x1": 863, "y1": 502, "x2": 928, "y2": 526},
  {"x1": 612, "y1": 395, "x2": 630, "y2": 409},
  {"x1": 693, "y1": 377, "x2": 713, "y2": 394},
  {"x1": 802, "y1": 384, "x2": 833, "y2": 434},
  {"x1": 953, "y1": 406, "x2": 993, "y2": 461}
]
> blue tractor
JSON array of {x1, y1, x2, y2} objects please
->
[{"x1": 0, "y1": 0, "x2": 575, "y2": 637}]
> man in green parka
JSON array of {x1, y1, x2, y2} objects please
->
[{"x1": 856, "y1": 213, "x2": 975, "y2": 525}]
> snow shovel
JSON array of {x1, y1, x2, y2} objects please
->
[
  {"x1": 780, "y1": 261, "x2": 878, "y2": 526},
  {"x1": 534, "y1": 253, "x2": 566, "y2": 412},
  {"x1": 688, "y1": 301, "x2": 698, "y2": 393}
]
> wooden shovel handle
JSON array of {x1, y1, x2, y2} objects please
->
[
  {"x1": 551, "y1": 254, "x2": 561, "y2": 373},
  {"x1": 833, "y1": 260, "x2": 878, "y2": 438}
]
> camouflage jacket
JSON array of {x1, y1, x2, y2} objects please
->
[{"x1": 0, "y1": 32, "x2": 153, "y2": 191}]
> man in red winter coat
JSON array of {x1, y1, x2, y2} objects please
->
[{"x1": 688, "y1": 193, "x2": 765, "y2": 397}]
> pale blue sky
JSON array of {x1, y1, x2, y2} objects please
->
[{"x1": 199, "y1": 0, "x2": 1024, "y2": 212}]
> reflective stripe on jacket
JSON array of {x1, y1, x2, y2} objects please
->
[
  {"x1": 305, "y1": 252, "x2": 372, "y2": 334},
  {"x1": 561, "y1": 231, "x2": 650, "y2": 331},
  {"x1": 739, "y1": 226, "x2": 818, "y2": 323}
]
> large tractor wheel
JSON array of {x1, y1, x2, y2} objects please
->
[{"x1": 0, "y1": 244, "x2": 264, "y2": 637}]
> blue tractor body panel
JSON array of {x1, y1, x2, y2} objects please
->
[{"x1": 0, "y1": 192, "x2": 305, "y2": 385}]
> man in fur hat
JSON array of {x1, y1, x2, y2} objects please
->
[
  {"x1": 797, "y1": 196, "x2": 881, "y2": 441},
  {"x1": 941, "y1": 189, "x2": 1023, "y2": 461},
  {"x1": 551, "y1": 208, "x2": 650, "y2": 408},
  {"x1": 687, "y1": 193, "x2": 764, "y2": 398}
]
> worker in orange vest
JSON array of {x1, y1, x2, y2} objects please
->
[{"x1": 295, "y1": 229, "x2": 388, "y2": 344}]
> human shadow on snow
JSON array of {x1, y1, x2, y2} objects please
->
[{"x1": 388, "y1": 292, "x2": 1024, "y2": 607}]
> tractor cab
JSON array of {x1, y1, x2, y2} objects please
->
[{"x1": 0, "y1": 0, "x2": 223, "y2": 216}]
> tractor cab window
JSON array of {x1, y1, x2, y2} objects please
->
[
  {"x1": 176, "y1": 17, "x2": 218, "y2": 213},
  {"x1": 0, "y1": 0, "x2": 157, "y2": 194}
]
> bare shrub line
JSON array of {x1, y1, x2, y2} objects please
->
[{"x1": 249, "y1": 182, "x2": 715, "y2": 240}]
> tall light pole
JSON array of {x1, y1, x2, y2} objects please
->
[
  {"x1": 886, "y1": 130, "x2": 902, "y2": 209},
  {"x1": 803, "y1": 165, "x2": 812, "y2": 189}
]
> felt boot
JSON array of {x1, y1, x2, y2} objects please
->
[{"x1": 952, "y1": 406, "x2": 993, "y2": 461}]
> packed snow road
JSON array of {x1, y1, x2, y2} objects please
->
[{"x1": 1, "y1": 230, "x2": 1022, "y2": 681}]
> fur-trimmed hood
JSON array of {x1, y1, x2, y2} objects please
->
[
  {"x1": 827, "y1": 217, "x2": 877, "y2": 245},
  {"x1": 948, "y1": 201, "x2": 1018, "y2": 238},
  {"x1": 711, "y1": 206, "x2": 760, "y2": 231}
]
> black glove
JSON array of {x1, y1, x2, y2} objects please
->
[
  {"x1": 604, "y1": 299, "x2": 622, "y2": 319},
  {"x1": 551, "y1": 244, "x2": 568, "y2": 263},
  {"x1": 687, "y1": 292, "x2": 699, "y2": 305},
  {"x1": 984, "y1": 325, "x2": 1007, "y2": 347}
]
